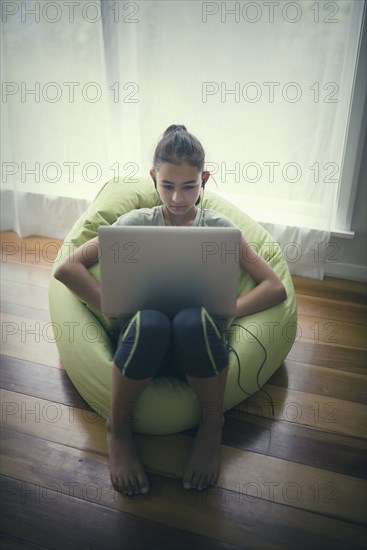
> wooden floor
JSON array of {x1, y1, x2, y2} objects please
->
[{"x1": 1, "y1": 231, "x2": 366, "y2": 550}]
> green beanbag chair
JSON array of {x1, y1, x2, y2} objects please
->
[{"x1": 49, "y1": 178, "x2": 297, "y2": 434}]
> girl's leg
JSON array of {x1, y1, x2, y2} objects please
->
[
  {"x1": 107, "y1": 366, "x2": 152, "y2": 496},
  {"x1": 183, "y1": 367, "x2": 228, "y2": 491},
  {"x1": 108, "y1": 310, "x2": 171, "y2": 495},
  {"x1": 172, "y1": 307, "x2": 229, "y2": 491}
]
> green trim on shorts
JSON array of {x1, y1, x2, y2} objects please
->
[
  {"x1": 121, "y1": 311, "x2": 141, "y2": 376},
  {"x1": 201, "y1": 307, "x2": 221, "y2": 376}
]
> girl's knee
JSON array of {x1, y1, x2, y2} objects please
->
[
  {"x1": 173, "y1": 307, "x2": 222, "y2": 342},
  {"x1": 172, "y1": 307, "x2": 203, "y2": 336},
  {"x1": 139, "y1": 309, "x2": 171, "y2": 340},
  {"x1": 113, "y1": 310, "x2": 171, "y2": 379},
  {"x1": 172, "y1": 307, "x2": 228, "y2": 377}
]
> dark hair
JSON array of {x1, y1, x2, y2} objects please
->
[{"x1": 152, "y1": 124, "x2": 205, "y2": 172}]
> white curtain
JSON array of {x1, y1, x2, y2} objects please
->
[
  {"x1": 1, "y1": 0, "x2": 110, "y2": 236},
  {"x1": 1, "y1": 0, "x2": 365, "y2": 278}
]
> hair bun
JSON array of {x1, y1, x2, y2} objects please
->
[
  {"x1": 153, "y1": 124, "x2": 205, "y2": 171},
  {"x1": 164, "y1": 124, "x2": 187, "y2": 135}
]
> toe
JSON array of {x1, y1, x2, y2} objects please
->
[
  {"x1": 126, "y1": 475, "x2": 139, "y2": 495},
  {"x1": 140, "y1": 483, "x2": 149, "y2": 495},
  {"x1": 205, "y1": 473, "x2": 215, "y2": 488},
  {"x1": 183, "y1": 471, "x2": 194, "y2": 490},
  {"x1": 137, "y1": 473, "x2": 150, "y2": 494},
  {"x1": 191, "y1": 470, "x2": 202, "y2": 490},
  {"x1": 123, "y1": 485, "x2": 133, "y2": 496},
  {"x1": 111, "y1": 475, "x2": 122, "y2": 493},
  {"x1": 196, "y1": 474, "x2": 208, "y2": 491},
  {"x1": 127, "y1": 471, "x2": 150, "y2": 495}
]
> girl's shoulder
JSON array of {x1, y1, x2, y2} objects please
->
[
  {"x1": 200, "y1": 209, "x2": 237, "y2": 228},
  {"x1": 113, "y1": 205, "x2": 163, "y2": 226}
]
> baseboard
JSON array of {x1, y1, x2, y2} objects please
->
[{"x1": 324, "y1": 261, "x2": 367, "y2": 282}]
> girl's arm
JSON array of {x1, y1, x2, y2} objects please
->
[
  {"x1": 54, "y1": 237, "x2": 102, "y2": 310},
  {"x1": 236, "y1": 235, "x2": 287, "y2": 318}
]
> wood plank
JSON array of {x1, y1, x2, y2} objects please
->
[
  {"x1": 1, "y1": 280, "x2": 50, "y2": 313},
  {"x1": 296, "y1": 314, "x2": 366, "y2": 349},
  {"x1": 296, "y1": 294, "x2": 367, "y2": 326},
  {"x1": 1, "y1": 300, "x2": 53, "y2": 323},
  {"x1": 221, "y1": 415, "x2": 367, "y2": 480},
  {"x1": 0, "y1": 312, "x2": 61, "y2": 368},
  {"x1": 0, "y1": 474, "x2": 240, "y2": 550},
  {"x1": 0, "y1": 232, "x2": 62, "y2": 265},
  {"x1": 292, "y1": 276, "x2": 367, "y2": 305},
  {"x1": 269, "y1": 360, "x2": 367, "y2": 404},
  {"x1": 1, "y1": 390, "x2": 365, "y2": 523},
  {"x1": 2, "y1": 356, "x2": 365, "y2": 479},
  {"x1": 236, "y1": 313, "x2": 366, "y2": 349},
  {"x1": 0, "y1": 356, "x2": 89, "y2": 410},
  {"x1": 1, "y1": 430, "x2": 366, "y2": 550},
  {"x1": 287, "y1": 340, "x2": 366, "y2": 374},
  {"x1": 1, "y1": 261, "x2": 53, "y2": 288},
  {"x1": 0, "y1": 533, "x2": 46, "y2": 550},
  {"x1": 234, "y1": 385, "x2": 366, "y2": 438}
]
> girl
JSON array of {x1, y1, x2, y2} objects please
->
[{"x1": 54, "y1": 125, "x2": 287, "y2": 496}]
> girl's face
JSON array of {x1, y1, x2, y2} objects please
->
[{"x1": 150, "y1": 163, "x2": 209, "y2": 219}]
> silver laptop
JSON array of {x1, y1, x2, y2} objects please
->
[{"x1": 98, "y1": 225, "x2": 241, "y2": 319}]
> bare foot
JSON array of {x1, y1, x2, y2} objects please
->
[
  {"x1": 183, "y1": 420, "x2": 223, "y2": 491},
  {"x1": 107, "y1": 420, "x2": 149, "y2": 496}
]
